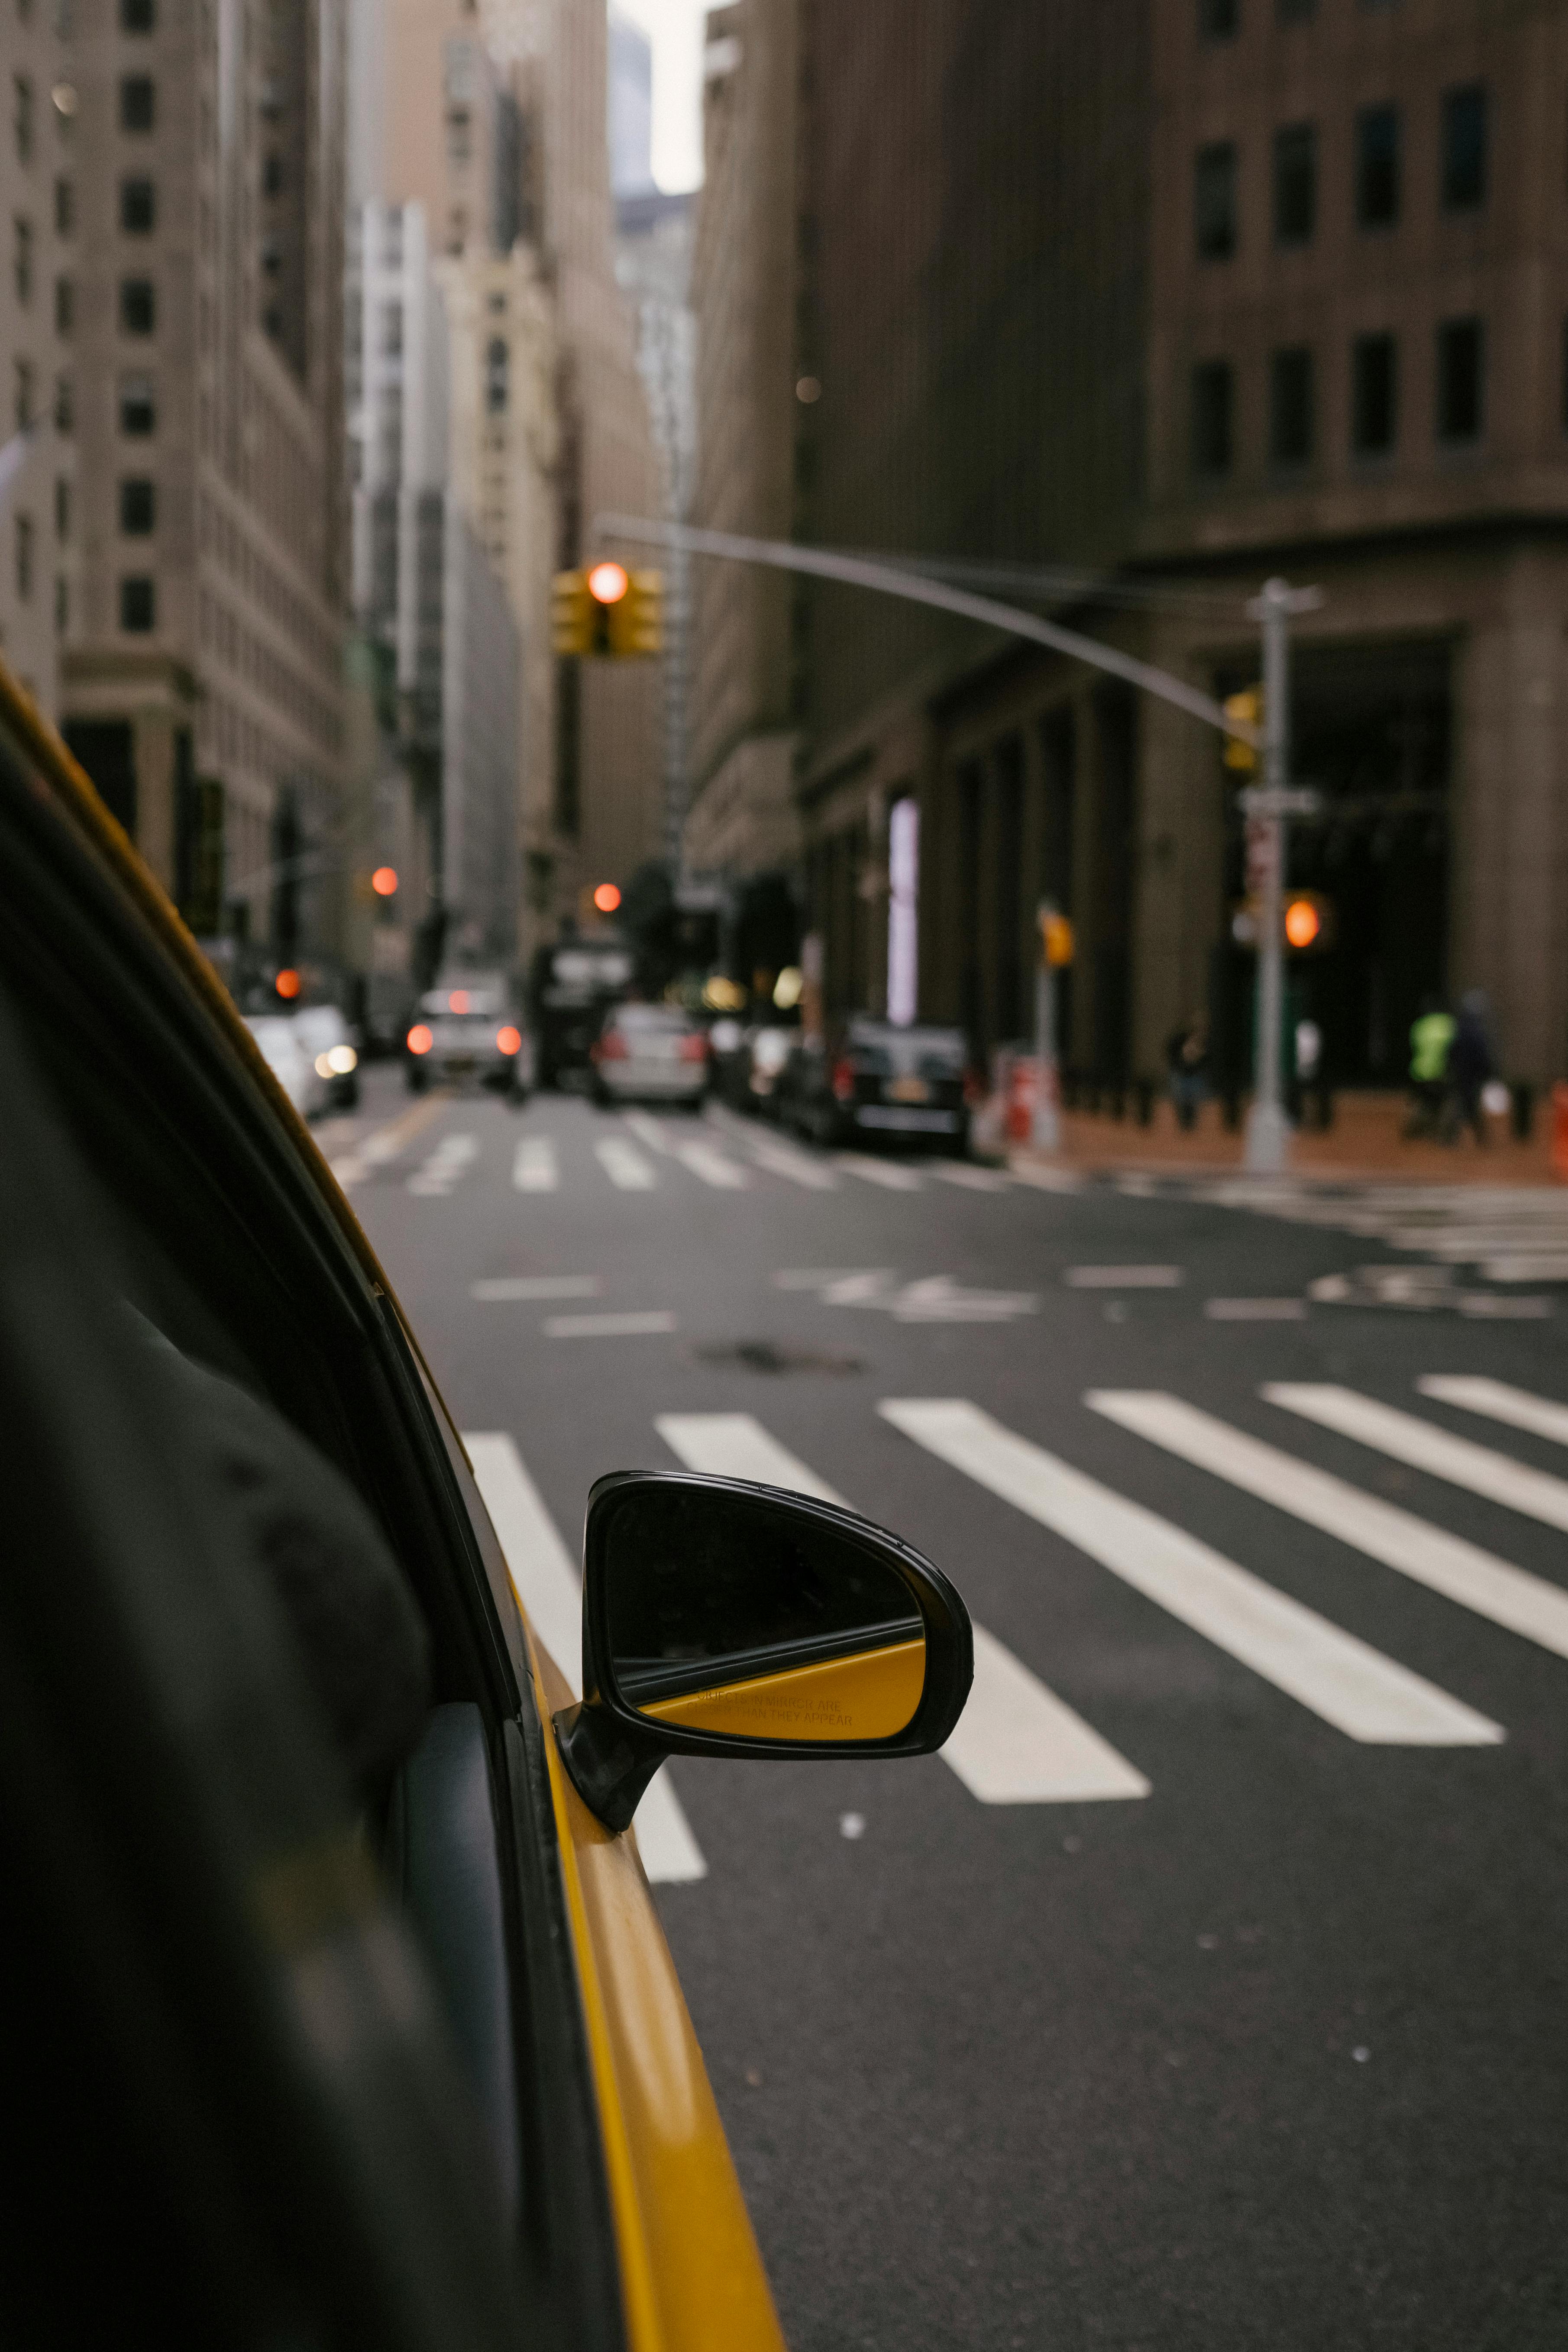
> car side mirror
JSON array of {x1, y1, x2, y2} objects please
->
[{"x1": 553, "y1": 1472, "x2": 973, "y2": 1832}]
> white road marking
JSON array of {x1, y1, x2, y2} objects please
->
[
  {"x1": 747, "y1": 1137, "x2": 840, "y2": 1189},
  {"x1": 789, "y1": 1268, "x2": 1037, "y2": 1322},
  {"x1": 834, "y1": 1152, "x2": 924, "y2": 1191},
  {"x1": 407, "y1": 1133, "x2": 478, "y2": 1195},
  {"x1": 595, "y1": 1137, "x2": 657, "y2": 1190},
  {"x1": 462, "y1": 1431, "x2": 705, "y2": 1883},
  {"x1": 654, "y1": 1413, "x2": 1148, "y2": 1803},
  {"x1": 471, "y1": 1275, "x2": 602, "y2": 1302},
  {"x1": 880, "y1": 1399, "x2": 1500, "y2": 1747},
  {"x1": 1204, "y1": 1298, "x2": 1309, "y2": 1321},
  {"x1": 676, "y1": 1139, "x2": 750, "y2": 1189},
  {"x1": 1066, "y1": 1265, "x2": 1184, "y2": 1289},
  {"x1": 622, "y1": 1110, "x2": 669, "y2": 1155},
  {"x1": 1007, "y1": 1163, "x2": 1084, "y2": 1192},
  {"x1": 773, "y1": 1268, "x2": 885, "y2": 1290},
  {"x1": 333, "y1": 1092, "x2": 450, "y2": 1185},
  {"x1": 1089, "y1": 1389, "x2": 1568, "y2": 1666},
  {"x1": 512, "y1": 1137, "x2": 558, "y2": 1192},
  {"x1": 930, "y1": 1162, "x2": 1013, "y2": 1192},
  {"x1": 545, "y1": 1310, "x2": 677, "y2": 1338},
  {"x1": 1266, "y1": 1384, "x2": 1568, "y2": 1535},
  {"x1": 1419, "y1": 1376, "x2": 1568, "y2": 1446}
]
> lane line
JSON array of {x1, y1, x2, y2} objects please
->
[
  {"x1": 1065, "y1": 1265, "x2": 1183, "y2": 1289},
  {"x1": 1419, "y1": 1375, "x2": 1568, "y2": 1449},
  {"x1": 332, "y1": 1089, "x2": 451, "y2": 1186},
  {"x1": 1204, "y1": 1298, "x2": 1308, "y2": 1321},
  {"x1": 676, "y1": 1139, "x2": 750, "y2": 1190},
  {"x1": 1089, "y1": 1388, "x2": 1568, "y2": 1665},
  {"x1": 879, "y1": 1399, "x2": 1501, "y2": 1747},
  {"x1": 512, "y1": 1136, "x2": 558, "y2": 1192},
  {"x1": 471, "y1": 1275, "x2": 601, "y2": 1302},
  {"x1": 1266, "y1": 1384, "x2": 1568, "y2": 1535},
  {"x1": 595, "y1": 1136, "x2": 657, "y2": 1191},
  {"x1": 407, "y1": 1132, "x2": 479, "y2": 1196},
  {"x1": 546, "y1": 1310, "x2": 677, "y2": 1338},
  {"x1": 833, "y1": 1152, "x2": 924, "y2": 1191},
  {"x1": 462, "y1": 1431, "x2": 705, "y2": 1885},
  {"x1": 654, "y1": 1412, "x2": 1148, "y2": 1803}
]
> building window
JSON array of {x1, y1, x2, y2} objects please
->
[
  {"x1": 15, "y1": 357, "x2": 35, "y2": 428},
  {"x1": 54, "y1": 476, "x2": 69, "y2": 540},
  {"x1": 1441, "y1": 84, "x2": 1487, "y2": 211},
  {"x1": 14, "y1": 74, "x2": 33, "y2": 164},
  {"x1": 1436, "y1": 317, "x2": 1483, "y2": 441},
  {"x1": 1273, "y1": 123, "x2": 1316, "y2": 244},
  {"x1": 54, "y1": 274, "x2": 71, "y2": 333},
  {"x1": 120, "y1": 0, "x2": 155, "y2": 28},
  {"x1": 1270, "y1": 346, "x2": 1314, "y2": 463},
  {"x1": 485, "y1": 336, "x2": 508, "y2": 414},
  {"x1": 14, "y1": 215, "x2": 32, "y2": 304},
  {"x1": 1355, "y1": 103, "x2": 1400, "y2": 226},
  {"x1": 55, "y1": 573, "x2": 68, "y2": 635},
  {"x1": 1191, "y1": 359, "x2": 1234, "y2": 475},
  {"x1": 119, "y1": 76, "x2": 155, "y2": 133},
  {"x1": 120, "y1": 277, "x2": 155, "y2": 333},
  {"x1": 54, "y1": 372, "x2": 72, "y2": 431},
  {"x1": 1198, "y1": 0, "x2": 1239, "y2": 39},
  {"x1": 262, "y1": 151, "x2": 282, "y2": 195},
  {"x1": 120, "y1": 477, "x2": 155, "y2": 533},
  {"x1": 120, "y1": 177, "x2": 155, "y2": 232},
  {"x1": 119, "y1": 372, "x2": 155, "y2": 433},
  {"x1": 54, "y1": 177, "x2": 72, "y2": 236},
  {"x1": 16, "y1": 513, "x2": 34, "y2": 602},
  {"x1": 120, "y1": 576, "x2": 155, "y2": 631},
  {"x1": 381, "y1": 301, "x2": 402, "y2": 357},
  {"x1": 1351, "y1": 332, "x2": 1397, "y2": 453},
  {"x1": 1195, "y1": 141, "x2": 1238, "y2": 260},
  {"x1": 446, "y1": 105, "x2": 471, "y2": 161}
]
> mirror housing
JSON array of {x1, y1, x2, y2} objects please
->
[{"x1": 553, "y1": 1471, "x2": 973, "y2": 1831}]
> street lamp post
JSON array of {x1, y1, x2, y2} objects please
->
[{"x1": 1242, "y1": 577, "x2": 1323, "y2": 1174}]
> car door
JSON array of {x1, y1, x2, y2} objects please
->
[{"x1": 0, "y1": 661, "x2": 785, "y2": 2352}]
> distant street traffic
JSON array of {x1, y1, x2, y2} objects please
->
[{"x1": 337, "y1": 1065, "x2": 1568, "y2": 2352}]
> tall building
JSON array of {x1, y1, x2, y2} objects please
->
[
  {"x1": 0, "y1": 0, "x2": 74, "y2": 720},
  {"x1": 607, "y1": 4, "x2": 653, "y2": 197},
  {"x1": 683, "y1": 0, "x2": 801, "y2": 885},
  {"x1": 708, "y1": 0, "x2": 1568, "y2": 1094},
  {"x1": 57, "y1": 0, "x2": 349, "y2": 958}
]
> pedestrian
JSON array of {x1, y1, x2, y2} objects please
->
[
  {"x1": 1441, "y1": 989, "x2": 1494, "y2": 1146},
  {"x1": 1165, "y1": 1013, "x2": 1209, "y2": 1132},
  {"x1": 1405, "y1": 996, "x2": 1454, "y2": 1139}
]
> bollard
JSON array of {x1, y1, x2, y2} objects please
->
[{"x1": 1553, "y1": 1084, "x2": 1568, "y2": 1181}]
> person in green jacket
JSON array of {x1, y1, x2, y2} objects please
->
[{"x1": 1407, "y1": 997, "x2": 1455, "y2": 1138}]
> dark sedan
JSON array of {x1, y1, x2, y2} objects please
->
[{"x1": 779, "y1": 1018, "x2": 975, "y2": 1151}]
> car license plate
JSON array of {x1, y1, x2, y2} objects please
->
[
  {"x1": 887, "y1": 1075, "x2": 930, "y2": 1103},
  {"x1": 448, "y1": 1055, "x2": 475, "y2": 1073}
]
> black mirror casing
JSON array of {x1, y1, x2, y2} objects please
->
[{"x1": 554, "y1": 1471, "x2": 973, "y2": 1831}]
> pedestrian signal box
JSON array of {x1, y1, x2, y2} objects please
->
[
  {"x1": 1222, "y1": 687, "x2": 1263, "y2": 773},
  {"x1": 551, "y1": 565, "x2": 665, "y2": 658}
]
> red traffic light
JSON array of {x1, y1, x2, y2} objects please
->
[
  {"x1": 371, "y1": 864, "x2": 398, "y2": 897},
  {"x1": 593, "y1": 881, "x2": 622, "y2": 913},
  {"x1": 586, "y1": 561, "x2": 630, "y2": 606}
]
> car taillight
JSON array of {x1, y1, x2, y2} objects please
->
[
  {"x1": 496, "y1": 1025, "x2": 522, "y2": 1055},
  {"x1": 598, "y1": 1032, "x2": 629, "y2": 1061},
  {"x1": 831, "y1": 1057, "x2": 856, "y2": 1103},
  {"x1": 678, "y1": 1034, "x2": 708, "y2": 1063},
  {"x1": 407, "y1": 1024, "x2": 433, "y2": 1055}
]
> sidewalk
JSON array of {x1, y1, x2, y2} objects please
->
[{"x1": 1007, "y1": 1090, "x2": 1562, "y2": 1186}]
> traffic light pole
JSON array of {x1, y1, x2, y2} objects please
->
[{"x1": 1242, "y1": 578, "x2": 1323, "y2": 1174}]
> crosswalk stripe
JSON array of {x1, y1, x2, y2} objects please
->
[
  {"x1": 1266, "y1": 1384, "x2": 1568, "y2": 1535},
  {"x1": 461, "y1": 1431, "x2": 706, "y2": 1884},
  {"x1": 1088, "y1": 1389, "x2": 1568, "y2": 1666},
  {"x1": 834, "y1": 1152, "x2": 923, "y2": 1191},
  {"x1": 408, "y1": 1132, "x2": 478, "y2": 1195},
  {"x1": 512, "y1": 1137, "x2": 558, "y2": 1192},
  {"x1": 746, "y1": 1136, "x2": 839, "y2": 1189},
  {"x1": 879, "y1": 1399, "x2": 1501, "y2": 1747},
  {"x1": 653, "y1": 1412, "x2": 1149, "y2": 1803},
  {"x1": 621, "y1": 1110, "x2": 669, "y2": 1155},
  {"x1": 595, "y1": 1136, "x2": 657, "y2": 1190},
  {"x1": 930, "y1": 1162, "x2": 1012, "y2": 1192},
  {"x1": 676, "y1": 1138, "x2": 750, "y2": 1189},
  {"x1": 1418, "y1": 1375, "x2": 1568, "y2": 1450}
]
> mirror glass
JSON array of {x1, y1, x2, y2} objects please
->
[{"x1": 601, "y1": 1483, "x2": 926, "y2": 1743}]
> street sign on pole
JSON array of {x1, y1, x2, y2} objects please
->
[{"x1": 1241, "y1": 578, "x2": 1324, "y2": 1173}]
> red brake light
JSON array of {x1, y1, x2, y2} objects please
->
[
  {"x1": 496, "y1": 1024, "x2": 522, "y2": 1055},
  {"x1": 831, "y1": 1057, "x2": 856, "y2": 1103},
  {"x1": 678, "y1": 1034, "x2": 708, "y2": 1063},
  {"x1": 407, "y1": 1024, "x2": 433, "y2": 1055}
]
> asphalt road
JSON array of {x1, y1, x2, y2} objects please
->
[{"x1": 343, "y1": 1066, "x2": 1568, "y2": 2352}]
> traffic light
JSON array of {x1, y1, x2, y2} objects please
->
[
  {"x1": 551, "y1": 565, "x2": 665, "y2": 658},
  {"x1": 1222, "y1": 687, "x2": 1263, "y2": 773},
  {"x1": 1283, "y1": 891, "x2": 1334, "y2": 952}
]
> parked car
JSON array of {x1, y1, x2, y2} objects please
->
[
  {"x1": 530, "y1": 937, "x2": 634, "y2": 1088},
  {"x1": 405, "y1": 972, "x2": 531, "y2": 1097},
  {"x1": 0, "y1": 655, "x2": 972, "y2": 2347},
  {"x1": 590, "y1": 1002, "x2": 710, "y2": 1107},
  {"x1": 242, "y1": 1013, "x2": 330, "y2": 1121},
  {"x1": 293, "y1": 1002, "x2": 362, "y2": 1110},
  {"x1": 779, "y1": 1018, "x2": 974, "y2": 1151},
  {"x1": 714, "y1": 1021, "x2": 797, "y2": 1117}
]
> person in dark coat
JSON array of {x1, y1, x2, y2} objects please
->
[{"x1": 1442, "y1": 990, "x2": 1494, "y2": 1146}]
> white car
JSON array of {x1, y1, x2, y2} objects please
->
[
  {"x1": 243, "y1": 1016, "x2": 330, "y2": 1121},
  {"x1": 590, "y1": 1003, "x2": 709, "y2": 1106},
  {"x1": 293, "y1": 1004, "x2": 361, "y2": 1109}
]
